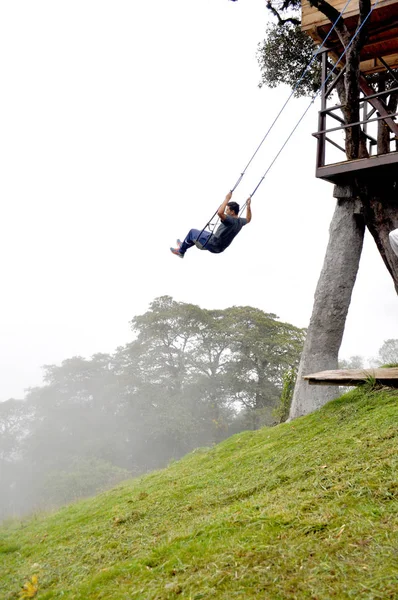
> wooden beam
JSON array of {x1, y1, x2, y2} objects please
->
[
  {"x1": 303, "y1": 367, "x2": 398, "y2": 386},
  {"x1": 316, "y1": 150, "x2": 398, "y2": 182},
  {"x1": 359, "y1": 76, "x2": 398, "y2": 136},
  {"x1": 301, "y1": 0, "x2": 398, "y2": 32}
]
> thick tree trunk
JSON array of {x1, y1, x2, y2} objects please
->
[
  {"x1": 360, "y1": 178, "x2": 398, "y2": 293},
  {"x1": 289, "y1": 192, "x2": 365, "y2": 419},
  {"x1": 287, "y1": 0, "x2": 397, "y2": 421}
]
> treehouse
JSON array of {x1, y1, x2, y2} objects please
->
[{"x1": 301, "y1": 0, "x2": 398, "y2": 184}]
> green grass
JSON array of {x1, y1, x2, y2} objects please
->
[{"x1": 1, "y1": 387, "x2": 398, "y2": 599}]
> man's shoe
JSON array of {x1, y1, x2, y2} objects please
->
[
  {"x1": 170, "y1": 247, "x2": 184, "y2": 258},
  {"x1": 176, "y1": 239, "x2": 182, "y2": 248}
]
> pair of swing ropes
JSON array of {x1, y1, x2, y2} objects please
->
[{"x1": 198, "y1": 0, "x2": 381, "y2": 246}]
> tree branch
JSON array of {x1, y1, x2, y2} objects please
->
[
  {"x1": 308, "y1": 0, "x2": 351, "y2": 47},
  {"x1": 266, "y1": 1, "x2": 300, "y2": 26},
  {"x1": 354, "y1": 0, "x2": 371, "y2": 50}
]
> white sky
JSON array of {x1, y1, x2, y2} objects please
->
[{"x1": 0, "y1": 0, "x2": 397, "y2": 401}]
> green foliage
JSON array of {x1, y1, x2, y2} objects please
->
[
  {"x1": 124, "y1": 296, "x2": 304, "y2": 437},
  {"x1": 257, "y1": 22, "x2": 321, "y2": 97},
  {"x1": 0, "y1": 387, "x2": 397, "y2": 598},
  {"x1": 273, "y1": 365, "x2": 297, "y2": 423}
]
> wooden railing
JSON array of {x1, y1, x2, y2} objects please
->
[
  {"x1": 310, "y1": 48, "x2": 398, "y2": 182},
  {"x1": 313, "y1": 84, "x2": 398, "y2": 170}
]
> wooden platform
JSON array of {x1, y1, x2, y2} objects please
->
[
  {"x1": 315, "y1": 151, "x2": 398, "y2": 184},
  {"x1": 303, "y1": 368, "x2": 398, "y2": 387}
]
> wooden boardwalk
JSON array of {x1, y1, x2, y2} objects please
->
[{"x1": 303, "y1": 368, "x2": 398, "y2": 387}]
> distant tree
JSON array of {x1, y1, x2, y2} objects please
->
[
  {"x1": 375, "y1": 339, "x2": 398, "y2": 366},
  {"x1": 0, "y1": 399, "x2": 33, "y2": 519},
  {"x1": 122, "y1": 296, "x2": 240, "y2": 446},
  {"x1": 224, "y1": 306, "x2": 304, "y2": 427},
  {"x1": 127, "y1": 297, "x2": 304, "y2": 430},
  {"x1": 339, "y1": 355, "x2": 365, "y2": 369},
  {"x1": 0, "y1": 297, "x2": 305, "y2": 519},
  {"x1": 337, "y1": 355, "x2": 365, "y2": 394},
  {"x1": 24, "y1": 353, "x2": 124, "y2": 470},
  {"x1": 0, "y1": 398, "x2": 30, "y2": 463}
]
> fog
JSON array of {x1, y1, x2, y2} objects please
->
[{"x1": 0, "y1": 298, "x2": 305, "y2": 519}]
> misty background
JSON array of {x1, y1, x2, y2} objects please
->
[
  {"x1": 1, "y1": 297, "x2": 307, "y2": 519},
  {"x1": 1, "y1": 296, "x2": 396, "y2": 521}
]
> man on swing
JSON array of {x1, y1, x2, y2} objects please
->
[{"x1": 170, "y1": 191, "x2": 251, "y2": 258}]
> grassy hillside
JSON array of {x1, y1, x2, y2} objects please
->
[{"x1": 1, "y1": 386, "x2": 397, "y2": 599}]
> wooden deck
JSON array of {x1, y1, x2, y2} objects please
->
[
  {"x1": 303, "y1": 368, "x2": 398, "y2": 387},
  {"x1": 315, "y1": 151, "x2": 398, "y2": 184}
]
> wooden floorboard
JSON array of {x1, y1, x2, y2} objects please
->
[
  {"x1": 303, "y1": 367, "x2": 398, "y2": 387},
  {"x1": 316, "y1": 151, "x2": 398, "y2": 184}
]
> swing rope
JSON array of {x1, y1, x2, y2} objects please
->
[
  {"x1": 197, "y1": 0, "x2": 354, "y2": 247},
  {"x1": 230, "y1": 0, "x2": 353, "y2": 194},
  {"x1": 238, "y1": 0, "x2": 381, "y2": 215},
  {"x1": 199, "y1": 0, "x2": 379, "y2": 243}
]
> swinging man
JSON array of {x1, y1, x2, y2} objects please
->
[{"x1": 170, "y1": 191, "x2": 251, "y2": 258}]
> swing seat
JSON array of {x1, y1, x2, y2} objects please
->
[{"x1": 194, "y1": 240, "x2": 205, "y2": 250}]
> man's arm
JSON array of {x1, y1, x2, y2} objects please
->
[
  {"x1": 245, "y1": 198, "x2": 252, "y2": 223},
  {"x1": 217, "y1": 191, "x2": 232, "y2": 222}
]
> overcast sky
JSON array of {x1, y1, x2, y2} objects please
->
[{"x1": 0, "y1": 0, "x2": 397, "y2": 401}]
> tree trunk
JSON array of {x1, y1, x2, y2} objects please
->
[
  {"x1": 289, "y1": 192, "x2": 365, "y2": 419},
  {"x1": 287, "y1": 0, "x2": 398, "y2": 421},
  {"x1": 360, "y1": 178, "x2": 398, "y2": 294}
]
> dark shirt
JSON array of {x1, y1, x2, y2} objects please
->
[{"x1": 207, "y1": 215, "x2": 248, "y2": 254}]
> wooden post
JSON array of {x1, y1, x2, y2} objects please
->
[
  {"x1": 360, "y1": 76, "x2": 398, "y2": 137},
  {"x1": 316, "y1": 49, "x2": 328, "y2": 170}
]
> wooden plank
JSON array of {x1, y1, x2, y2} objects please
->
[
  {"x1": 360, "y1": 53, "x2": 398, "y2": 74},
  {"x1": 303, "y1": 367, "x2": 398, "y2": 386},
  {"x1": 301, "y1": 0, "x2": 398, "y2": 31},
  {"x1": 316, "y1": 150, "x2": 398, "y2": 182},
  {"x1": 360, "y1": 76, "x2": 398, "y2": 136},
  {"x1": 325, "y1": 29, "x2": 398, "y2": 74}
]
